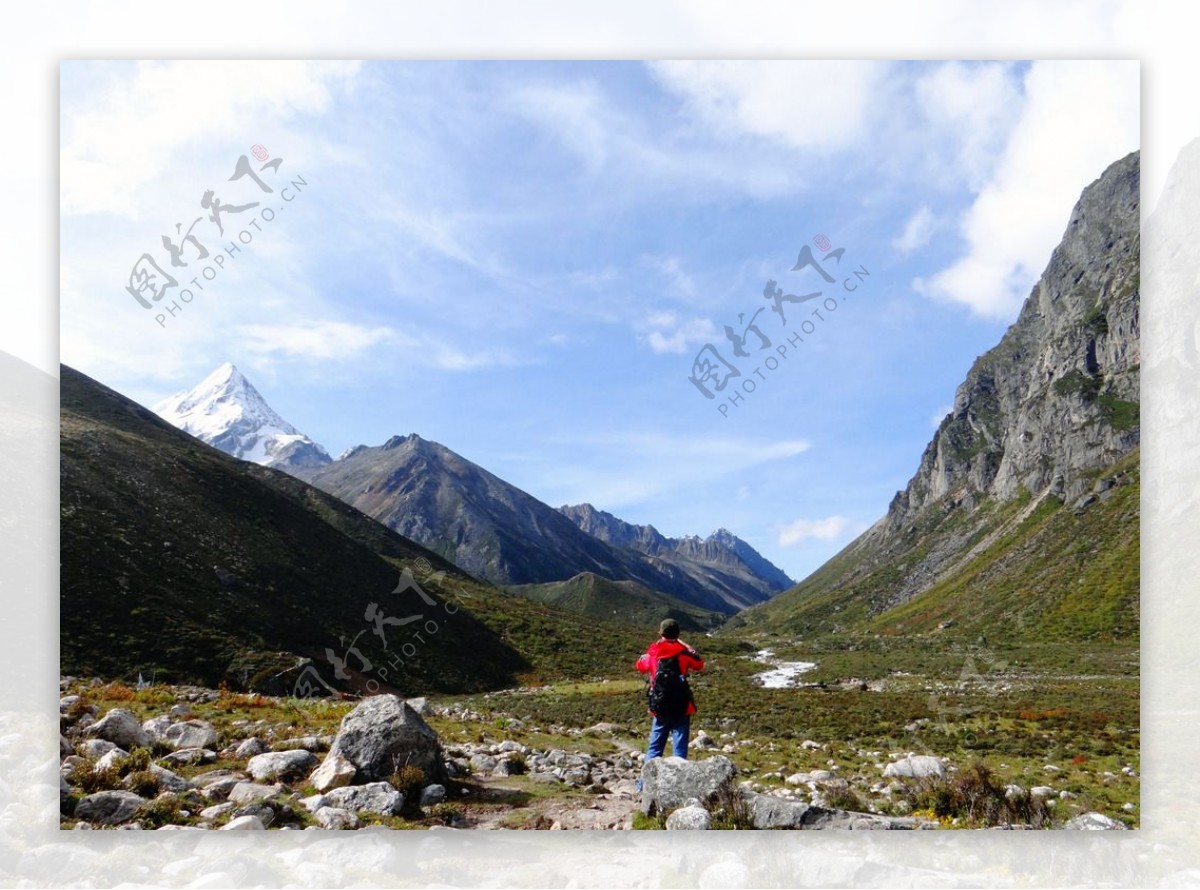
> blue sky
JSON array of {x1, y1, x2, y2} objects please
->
[{"x1": 60, "y1": 60, "x2": 1138, "y2": 582}]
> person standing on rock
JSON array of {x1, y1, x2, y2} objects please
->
[{"x1": 636, "y1": 618, "x2": 705, "y2": 767}]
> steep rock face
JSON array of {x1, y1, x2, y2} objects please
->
[
  {"x1": 893, "y1": 151, "x2": 1139, "y2": 525},
  {"x1": 737, "y1": 152, "x2": 1141, "y2": 637}
]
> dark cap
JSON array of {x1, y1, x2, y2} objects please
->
[{"x1": 659, "y1": 618, "x2": 680, "y2": 640}]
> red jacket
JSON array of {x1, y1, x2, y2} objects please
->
[{"x1": 636, "y1": 638, "x2": 705, "y2": 716}]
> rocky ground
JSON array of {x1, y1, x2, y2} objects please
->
[{"x1": 58, "y1": 678, "x2": 1132, "y2": 832}]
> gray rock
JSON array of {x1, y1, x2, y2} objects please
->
[
  {"x1": 79, "y1": 739, "x2": 118, "y2": 760},
  {"x1": 168, "y1": 703, "x2": 193, "y2": 719},
  {"x1": 60, "y1": 735, "x2": 76, "y2": 758},
  {"x1": 86, "y1": 709, "x2": 150, "y2": 750},
  {"x1": 315, "y1": 806, "x2": 361, "y2": 830},
  {"x1": 274, "y1": 735, "x2": 326, "y2": 752},
  {"x1": 164, "y1": 720, "x2": 220, "y2": 751},
  {"x1": 220, "y1": 814, "x2": 265, "y2": 830},
  {"x1": 246, "y1": 749, "x2": 318, "y2": 782},
  {"x1": 639, "y1": 756, "x2": 737, "y2": 816},
  {"x1": 469, "y1": 753, "x2": 498, "y2": 773},
  {"x1": 232, "y1": 803, "x2": 275, "y2": 827},
  {"x1": 199, "y1": 802, "x2": 237, "y2": 820},
  {"x1": 1030, "y1": 785, "x2": 1056, "y2": 798},
  {"x1": 420, "y1": 784, "x2": 447, "y2": 806},
  {"x1": 405, "y1": 697, "x2": 430, "y2": 716},
  {"x1": 160, "y1": 748, "x2": 216, "y2": 766},
  {"x1": 227, "y1": 782, "x2": 284, "y2": 804},
  {"x1": 320, "y1": 781, "x2": 404, "y2": 816},
  {"x1": 326, "y1": 694, "x2": 445, "y2": 783},
  {"x1": 141, "y1": 715, "x2": 172, "y2": 742},
  {"x1": 95, "y1": 748, "x2": 129, "y2": 772},
  {"x1": 234, "y1": 738, "x2": 265, "y2": 759},
  {"x1": 74, "y1": 790, "x2": 146, "y2": 825},
  {"x1": 309, "y1": 752, "x2": 356, "y2": 792},
  {"x1": 1064, "y1": 812, "x2": 1129, "y2": 830},
  {"x1": 493, "y1": 758, "x2": 526, "y2": 778},
  {"x1": 665, "y1": 804, "x2": 711, "y2": 830},
  {"x1": 745, "y1": 792, "x2": 923, "y2": 830},
  {"x1": 882, "y1": 755, "x2": 946, "y2": 780},
  {"x1": 148, "y1": 764, "x2": 193, "y2": 793},
  {"x1": 200, "y1": 777, "x2": 243, "y2": 801}
]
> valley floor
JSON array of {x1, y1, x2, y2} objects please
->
[{"x1": 58, "y1": 633, "x2": 1139, "y2": 831}]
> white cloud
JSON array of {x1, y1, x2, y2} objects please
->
[
  {"x1": 233, "y1": 319, "x2": 522, "y2": 372},
  {"x1": 651, "y1": 61, "x2": 888, "y2": 151},
  {"x1": 892, "y1": 206, "x2": 937, "y2": 256},
  {"x1": 637, "y1": 311, "x2": 718, "y2": 354},
  {"x1": 914, "y1": 62, "x2": 1022, "y2": 189},
  {"x1": 914, "y1": 61, "x2": 1139, "y2": 318},
  {"x1": 61, "y1": 61, "x2": 360, "y2": 217},
  {"x1": 778, "y1": 516, "x2": 853, "y2": 547}
]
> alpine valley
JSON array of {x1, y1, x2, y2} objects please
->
[{"x1": 59, "y1": 152, "x2": 1142, "y2": 832}]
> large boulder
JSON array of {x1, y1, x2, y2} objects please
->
[
  {"x1": 326, "y1": 695, "x2": 445, "y2": 783},
  {"x1": 639, "y1": 756, "x2": 736, "y2": 816},
  {"x1": 318, "y1": 782, "x2": 405, "y2": 816},
  {"x1": 164, "y1": 720, "x2": 220, "y2": 751},
  {"x1": 246, "y1": 750, "x2": 318, "y2": 782},
  {"x1": 85, "y1": 709, "x2": 150, "y2": 750},
  {"x1": 882, "y1": 755, "x2": 946, "y2": 780},
  {"x1": 74, "y1": 790, "x2": 146, "y2": 826},
  {"x1": 744, "y1": 793, "x2": 924, "y2": 830}
]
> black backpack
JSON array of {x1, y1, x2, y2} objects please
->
[{"x1": 647, "y1": 651, "x2": 694, "y2": 718}]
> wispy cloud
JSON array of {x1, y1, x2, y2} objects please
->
[
  {"x1": 914, "y1": 61, "x2": 1138, "y2": 318},
  {"x1": 892, "y1": 206, "x2": 937, "y2": 256},
  {"x1": 636, "y1": 311, "x2": 718, "y2": 355},
  {"x1": 61, "y1": 61, "x2": 360, "y2": 218},
  {"x1": 650, "y1": 61, "x2": 889, "y2": 152},
  {"x1": 778, "y1": 516, "x2": 859, "y2": 547}
]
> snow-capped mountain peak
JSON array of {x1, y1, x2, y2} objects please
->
[{"x1": 153, "y1": 363, "x2": 331, "y2": 470}]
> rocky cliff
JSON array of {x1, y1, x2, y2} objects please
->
[{"x1": 735, "y1": 152, "x2": 1140, "y2": 639}]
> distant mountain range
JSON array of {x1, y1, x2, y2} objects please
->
[
  {"x1": 151, "y1": 371, "x2": 793, "y2": 615},
  {"x1": 733, "y1": 151, "x2": 1141, "y2": 644}
]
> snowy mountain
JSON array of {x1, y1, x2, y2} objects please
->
[{"x1": 152, "y1": 362, "x2": 331, "y2": 470}]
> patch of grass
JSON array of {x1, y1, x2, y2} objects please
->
[{"x1": 902, "y1": 762, "x2": 1054, "y2": 828}]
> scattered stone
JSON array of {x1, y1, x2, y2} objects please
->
[
  {"x1": 86, "y1": 709, "x2": 151, "y2": 750},
  {"x1": 199, "y1": 802, "x2": 237, "y2": 820},
  {"x1": 470, "y1": 754, "x2": 498, "y2": 773},
  {"x1": 161, "y1": 748, "x2": 216, "y2": 766},
  {"x1": 1064, "y1": 812, "x2": 1128, "y2": 830},
  {"x1": 665, "y1": 804, "x2": 711, "y2": 830},
  {"x1": 800, "y1": 740, "x2": 822, "y2": 750},
  {"x1": 226, "y1": 782, "x2": 284, "y2": 805},
  {"x1": 1030, "y1": 786, "x2": 1055, "y2": 798},
  {"x1": 693, "y1": 731, "x2": 718, "y2": 750},
  {"x1": 148, "y1": 764, "x2": 193, "y2": 793},
  {"x1": 275, "y1": 735, "x2": 326, "y2": 752},
  {"x1": 164, "y1": 720, "x2": 220, "y2": 751},
  {"x1": 232, "y1": 803, "x2": 275, "y2": 827},
  {"x1": 74, "y1": 790, "x2": 147, "y2": 826},
  {"x1": 78, "y1": 739, "x2": 119, "y2": 759},
  {"x1": 95, "y1": 748, "x2": 129, "y2": 772},
  {"x1": 235, "y1": 738, "x2": 265, "y2": 759},
  {"x1": 320, "y1": 782, "x2": 405, "y2": 816},
  {"x1": 882, "y1": 755, "x2": 946, "y2": 780},
  {"x1": 640, "y1": 756, "x2": 737, "y2": 816},
  {"x1": 310, "y1": 752, "x2": 357, "y2": 793},
  {"x1": 220, "y1": 814, "x2": 265, "y2": 830},
  {"x1": 420, "y1": 784, "x2": 447, "y2": 806},
  {"x1": 326, "y1": 695, "x2": 446, "y2": 783},
  {"x1": 168, "y1": 703, "x2": 193, "y2": 720},
  {"x1": 315, "y1": 807, "x2": 361, "y2": 830},
  {"x1": 141, "y1": 715, "x2": 172, "y2": 742},
  {"x1": 246, "y1": 750, "x2": 318, "y2": 782}
]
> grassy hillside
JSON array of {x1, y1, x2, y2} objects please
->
[
  {"x1": 731, "y1": 451, "x2": 1139, "y2": 648},
  {"x1": 507, "y1": 572, "x2": 727, "y2": 633},
  {"x1": 60, "y1": 366, "x2": 645, "y2": 692}
]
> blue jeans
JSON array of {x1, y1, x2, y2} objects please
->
[{"x1": 646, "y1": 714, "x2": 690, "y2": 761}]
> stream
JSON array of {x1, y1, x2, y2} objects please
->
[{"x1": 751, "y1": 648, "x2": 817, "y2": 688}]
